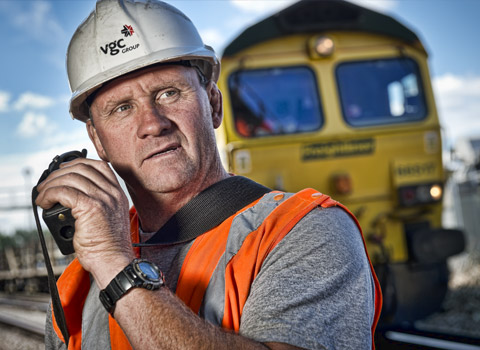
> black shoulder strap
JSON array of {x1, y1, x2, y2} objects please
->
[
  {"x1": 134, "y1": 176, "x2": 271, "y2": 246},
  {"x1": 31, "y1": 188, "x2": 70, "y2": 347}
]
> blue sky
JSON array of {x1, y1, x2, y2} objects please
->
[{"x1": 0, "y1": 0, "x2": 479, "y2": 233}]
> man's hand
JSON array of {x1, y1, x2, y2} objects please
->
[{"x1": 35, "y1": 157, "x2": 134, "y2": 287}]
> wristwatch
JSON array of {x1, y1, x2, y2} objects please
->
[{"x1": 99, "y1": 258, "x2": 164, "y2": 314}]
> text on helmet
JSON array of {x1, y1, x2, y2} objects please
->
[{"x1": 100, "y1": 25, "x2": 140, "y2": 56}]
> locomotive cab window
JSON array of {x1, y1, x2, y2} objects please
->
[
  {"x1": 336, "y1": 58, "x2": 427, "y2": 127},
  {"x1": 228, "y1": 66, "x2": 323, "y2": 138}
]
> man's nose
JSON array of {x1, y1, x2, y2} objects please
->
[{"x1": 136, "y1": 102, "x2": 172, "y2": 138}]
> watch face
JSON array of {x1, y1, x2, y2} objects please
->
[{"x1": 138, "y1": 261, "x2": 160, "y2": 281}]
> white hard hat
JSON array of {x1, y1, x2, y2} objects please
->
[{"x1": 67, "y1": 0, "x2": 220, "y2": 122}]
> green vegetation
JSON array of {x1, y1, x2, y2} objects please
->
[{"x1": 0, "y1": 229, "x2": 39, "y2": 249}]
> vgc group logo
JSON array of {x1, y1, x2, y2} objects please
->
[
  {"x1": 100, "y1": 25, "x2": 140, "y2": 56},
  {"x1": 121, "y1": 25, "x2": 134, "y2": 37}
]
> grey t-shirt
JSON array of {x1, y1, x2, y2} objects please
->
[
  {"x1": 240, "y1": 206, "x2": 375, "y2": 349},
  {"x1": 45, "y1": 206, "x2": 375, "y2": 349}
]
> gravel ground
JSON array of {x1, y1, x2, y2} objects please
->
[
  {"x1": 0, "y1": 299, "x2": 46, "y2": 348},
  {"x1": 0, "y1": 255, "x2": 478, "y2": 347},
  {"x1": 0, "y1": 324, "x2": 44, "y2": 350},
  {"x1": 415, "y1": 253, "x2": 480, "y2": 338}
]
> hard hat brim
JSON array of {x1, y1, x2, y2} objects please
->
[{"x1": 70, "y1": 47, "x2": 220, "y2": 122}]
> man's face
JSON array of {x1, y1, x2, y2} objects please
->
[{"x1": 87, "y1": 64, "x2": 223, "y2": 196}]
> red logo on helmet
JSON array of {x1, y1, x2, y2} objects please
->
[{"x1": 121, "y1": 25, "x2": 134, "y2": 37}]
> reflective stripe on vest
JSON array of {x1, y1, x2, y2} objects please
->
[
  {"x1": 53, "y1": 189, "x2": 381, "y2": 349},
  {"x1": 52, "y1": 207, "x2": 142, "y2": 350}
]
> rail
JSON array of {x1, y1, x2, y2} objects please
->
[
  {"x1": 377, "y1": 327, "x2": 480, "y2": 350},
  {"x1": 2, "y1": 293, "x2": 480, "y2": 349},
  {"x1": 0, "y1": 293, "x2": 48, "y2": 336}
]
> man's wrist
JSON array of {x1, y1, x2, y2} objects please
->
[
  {"x1": 99, "y1": 258, "x2": 165, "y2": 314},
  {"x1": 89, "y1": 256, "x2": 133, "y2": 289}
]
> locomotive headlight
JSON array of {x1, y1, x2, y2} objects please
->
[
  {"x1": 308, "y1": 36, "x2": 335, "y2": 58},
  {"x1": 398, "y1": 183, "x2": 443, "y2": 207},
  {"x1": 430, "y1": 184, "x2": 442, "y2": 201},
  {"x1": 331, "y1": 173, "x2": 352, "y2": 195}
]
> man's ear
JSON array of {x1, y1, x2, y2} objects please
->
[
  {"x1": 86, "y1": 119, "x2": 109, "y2": 162},
  {"x1": 207, "y1": 82, "x2": 223, "y2": 129}
]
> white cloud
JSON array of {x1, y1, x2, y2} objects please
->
[
  {"x1": 231, "y1": 0, "x2": 397, "y2": 15},
  {"x1": 200, "y1": 28, "x2": 227, "y2": 53},
  {"x1": 11, "y1": 1, "x2": 66, "y2": 43},
  {"x1": 16, "y1": 112, "x2": 57, "y2": 138},
  {"x1": 433, "y1": 73, "x2": 480, "y2": 142},
  {"x1": 349, "y1": 0, "x2": 398, "y2": 13},
  {"x1": 0, "y1": 143, "x2": 96, "y2": 234},
  {"x1": 0, "y1": 141, "x2": 115, "y2": 234},
  {"x1": 0, "y1": 91, "x2": 10, "y2": 113},
  {"x1": 434, "y1": 74, "x2": 480, "y2": 98},
  {"x1": 42, "y1": 127, "x2": 92, "y2": 150},
  {"x1": 13, "y1": 92, "x2": 55, "y2": 111},
  {"x1": 230, "y1": 0, "x2": 296, "y2": 15}
]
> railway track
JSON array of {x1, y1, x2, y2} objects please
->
[
  {"x1": 0, "y1": 292, "x2": 48, "y2": 337},
  {"x1": 1, "y1": 292, "x2": 480, "y2": 349},
  {"x1": 377, "y1": 327, "x2": 480, "y2": 350}
]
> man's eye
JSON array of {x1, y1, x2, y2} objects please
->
[
  {"x1": 158, "y1": 90, "x2": 178, "y2": 101},
  {"x1": 115, "y1": 104, "x2": 131, "y2": 113}
]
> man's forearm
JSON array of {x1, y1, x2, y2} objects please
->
[{"x1": 113, "y1": 286, "x2": 270, "y2": 350}]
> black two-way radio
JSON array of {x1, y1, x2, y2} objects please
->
[
  {"x1": 31, "y1": 149, "x2": 88, "y2": 347},
  {"x1": 32, "y1": 149, "x2": 87, "y2": 255}
]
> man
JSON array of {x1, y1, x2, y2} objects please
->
[{"x1": 36, "y1": 0, "x2": 381, "y2": 349}]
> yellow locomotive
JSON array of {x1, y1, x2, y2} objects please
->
[{"x1": 215, "y1": 0, "x2": 464, "y2": 326}]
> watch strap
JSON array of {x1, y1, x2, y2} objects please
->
[
  {"x1": 99, "y1": 259, "x2": 163, "y2": 314},
  {"x1": 99, "y1": 268, "x2": 132, "y2": 314}
]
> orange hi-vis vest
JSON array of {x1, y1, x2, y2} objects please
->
[{"x1": 52, "y1": 189, "x2": 382, "y2": 349}]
